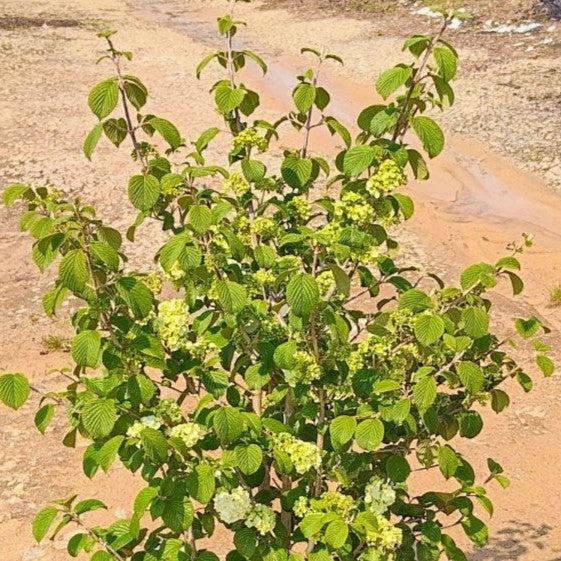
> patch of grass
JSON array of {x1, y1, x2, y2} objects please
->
[
  {"x1": 41, "y1": 334, "x2": 70, "y2": 353},
  {"x1": 550, "y1": 284, "x2": 561, "y2": 306}
]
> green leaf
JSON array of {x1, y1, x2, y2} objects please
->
[
  {"x1": 286, "y1": 273, "x2": 320, "y2": 317},
  {"x1": 293, "y1": 83, "x2": 316, "y2": 113},
  {"x1": 459, "y1": 411, "x2": 483, "y2": 438},
  {"x1": 102, "y1": 118, "x2": 127, "y2": 147},
  {"x1": 234, "y1": 526, "x2": 257, "y2": 558},
  {"x1": 149, "y1": 117, "x2": 182, "y2": 150},
  {"x1": 385, "y1": 455, "x2": 410, "y2": 483},
  {"x1": 215, "y1": 83, "x2": 246, "y2": 113},
  {"x1": 325, "y1": 519, "x2": 348, "y2": 548},
  {"x1": 82, "y1": 398, "x2": 117, "y2": 438},
  {"x1": 433, "y1": 46, "x2": 457, "y2": 81},
  {"x1": 490, "y1": 388, "x2": 510, "y2": 413},
  {"x1": 342, "y1": 145, "x2": 377, "y2": 177},
  {"x1": 516, "y1": 371, "x2": 533, "y2": 392},
  {"x1": 241, "y1": 159, "x2": 266, "y2": 182},
  {"x1": 537, "y1": 355, "x2": 554, "y2": 377},
  {"x1": 117, "y1": 277, "x2": 154, "y2": 319},
  {"x1": 34, "y1": 404, "x2": 55, "y2": 434},
  {"x1": 460, "y1": 263, "x2": 495, "y2": 290},
  {"x1": 96, "y1": 435, "x2": 124, "y2": 472},
  {"x1": 514, "y1": 317, "x2": 541, "y2": 339},
  {"x1": 32, "y1": 506, "x2": 59, "y2": 542},
  {"x1": 457, "y1": 361, "x2": 485, "y2": 393},
  {"x1": 123, "y1": 75, "x2": 148, "y2": 109},
  {"x1": 71, "y1": 330, "x2": 102, "y2": 368},
  {"x1": 91, "y1": 241, "x2": 120, "y2": 272},
  {"x1": 414, "y1": 313, "x2": 445, "y2": 345},
  {"x1": 128, "y1": 174, "x2": 160, "y2": 211},
  {"x1": 88, "y1": 79, "x2": 119, "y2": 119},
  {"x1": 74, "y1": 499, "x2": 106, "y2": 515},
  {"x1": 186, "y1": 463, "x2": 216, "y2": 504},
  {"x1": 375, "y1": 65, "x2": 412, "y2": 99},
  {"x1": 407, "y1": 149, "x2": 429, "y2": 180},
  {"x1": 188, "y1": 204, "x2": 212, "y2": 235},
  {"x1": 162, "y1": 493, "x2": 194, "y2": 533},
  {"x1": 215, "y1": 280, "x2": 248, "y2": 314},
  {"x1": 462, "y1": 307, "x2": 489, "y2": 338},
  {"x1": 83, "y1": 123, "x2": 103, "y2": 160},
  {"x1": 461, "y1": 515, "x2": 488, "y2": 547},
  {"x1": 399, "y1": 288, "x2": 433, "y2": 312},
  {"x1": 412, "y1": 375, "x2": 437, "y2": 413},
  {"x1": 392, "y1": 193, "x2": 415, "y2": 220},
  {"x1": 281, "y1": 156, "x2": 313, "y2": 189},
  {"x1": 411, "y1": 116, "x2": 445, "y2": 158},
  {"x1": 213, "y1": 406, "x2": 244, "y2": 441},
  {"x1": 141, "y1": 427, "x2": 169, "y2": 463},
  {"x1": 59, "y1": 249, "x2": 89, "y2": 292},
  {"x1": 329, "y1": 415, "x2": 357, "y2": 449},
  {"x1": 0, "y1": 372, "x2": 30, "y2": 410},
  {"x1": 300, "y1": 513, "x2": 329, "y2": 538},
  {"x1": 3, "y1": 183, "x2": 32, "y2": 206},
  {"x1": 235, "y1": 444, "x2": 263, "y2": 475},
  {"x1": 438, "y1": 445, "x2": 460, "y2": 479},
  {"x1": 354, "y1": 418, "x2": 384, "y2": 451}
]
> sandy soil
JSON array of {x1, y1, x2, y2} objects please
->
[{"x1": 1, "y1": 1, "x2": 560, "y2": 560}]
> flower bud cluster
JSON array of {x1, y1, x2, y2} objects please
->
[
  {"x1": 224, "y1": 171, "x2": 251, "y2": 196},
  {"x1": 294, "y1": 491, "x2": 355, "y2": 521},
  {"x1": 155, "y1": 398, "x2": 183, "y2": 424},
  {"x1": 284, "y1": 351, "x2": 322, "y2": 387},
  {"x1": 316, "y1": 270, "x2": 335, "y2": 294},
  {"x1": 359, "y1": 514, "x2": 403, "y2": 561},
  {"x1": 271, "y1": 432, "x2": 321, "y2": 474},
  {"x1": 366, "y1": 159, "x2": 407, "y2": 198},
  {"x1": 334, "y1": 191, "x2": 375, "y2": 226},
  {"x1": 288, "y1": 195, "x2": 312, "y2": 221},
  {"x1": 250, "y1": 216, "x2": 277, "y2": 239},
  {"x1": 232, "y1": 128, "x2": 267, "y2": 152}
]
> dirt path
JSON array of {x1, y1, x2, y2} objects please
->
[{"x1": 1, "y1": 1, "x2": 560, "y2": 560}]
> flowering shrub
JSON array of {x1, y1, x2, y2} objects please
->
[{"x1": 0, "y1": 2, "x2": 555, "y2": 561}]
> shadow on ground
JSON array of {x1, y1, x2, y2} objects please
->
[{"x1": 469, "y1": 520, "x2": 561, "y2": 561}]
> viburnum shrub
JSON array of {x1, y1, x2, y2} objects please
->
[{"x1": 0, "y1": 3, "x2": 555, "y2": 561}]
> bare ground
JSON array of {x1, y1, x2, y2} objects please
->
[{"x1": 1, "y1": 1, "x2": 561, "y2": 560}]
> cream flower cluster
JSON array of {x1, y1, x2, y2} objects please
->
[
  {"x1": 245, "y1": 503, "x2": 276, "y2": 535},
  {"x1": 250, "y1": 216, "x2": 277, "y2": 239},
  {"x1": 253, "y1": 269, "x2": 276, "y2": 287},
  {"x1": 366, "y1": 159, "x2": 407, "y2": 198},
  {"x1": 168, "y1": 422, "x2": 208, "y2": 448},
  {"x1": 359, "y1": 514, "x2": 403, "y2": 561},
  {"x1": 294, "y1": 491, "x2": 355, "y2": 520},
  {"x1": 224, "y1": 171, "x2": 250, "y2": 196},
  {"x1": 126, "y1": 415, "x2": 162, "y2": 439},
  {"x1": 156, "y1": 298, "x2": 190, "y2": 351},
  {"x1": 316, "y1": 270, "x2": 335, "y2": 294},
  {"x1": 213, "y1": 486, "x2": 252, "y2": 524},
  {"x1": 232, "y1": 128, "x2": 267, "y2": 152},
  {"x1": 271, "y1": 432, "x2": 321, "y2": 474},
  {"x1": 288, "y1": 195, "x2": 312, "y2": 221},
  {"x1": 364, "y1": 477, "x2": 396, "y2": 514}
]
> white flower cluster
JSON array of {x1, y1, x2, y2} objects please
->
[
  {"x1": 271, "y1": 432, "x2": 321, "y2": 474},
  {"x1": 359, "y1": 514, "x2": 402, "y2": 561},
  {"x1": 126, "y1": 415, "x2": 162, "y2": 439},
  {"x1": 214, "y1": 486, "x2": 252, "y2": 524},
  {"x1": 168, "y1": 422, "x2": 208, "y2": 448},
  {"x1": 364, "y1": 477, "x2": 396, "y2": 514},
  {"x1": 245, "y1": 503, "x2": 276, "y2": 535},
  {"x1": 284, "y1": 351, "x2": 321, "y2": 387},
  {"x1": 155, "y1": 298, "x2": 190, "y2": 351}
]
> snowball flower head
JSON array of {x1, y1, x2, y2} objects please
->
[
  {"x1": 245, "y1": 504, "x2": 276, "y2": 535},
  {"x1": 169, "y1": 422, "x2": 207, "y2": 448},
  {"x1": 213, "y1": 486, "x2": 252, "y2": 524},
  {"x1": 156, "y1": 298, "x2": 190, "y2": 351}
]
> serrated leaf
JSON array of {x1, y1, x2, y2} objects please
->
[
  {"x1": 342, "y1": 145, "x2": 377, "y2": 177},
  {"x1": 286, "y1": 273, "x2": 320, "y2": 317},
  {"x1": 188, "y1": 204, "x2": 212, "y2": 235},
  {"x1": 213, "y1": 406, "x2": 244, "y2": 442},
  {"x1": 411, "y1": 116, "x2": 444, "y2": 158},
  {"x1": 235, "y1": 444, "x2": 263, "y2": 475},
  {"x1": 141, "y1": 427, "x2": 169, "y2": 463},
  {"x1": 215, "y1": 280, "x2": 247, "y2": 314},
  {"x1": 128, "y1": 174, "x2": 160, "y2": 211},
  {"x1": 186, "y1": 463, "x2": 216, "y2": 504},
  {"x1": 434, "y1": 46, "x2": 457, "y2": 81},
  {"x1": 34, "y1": 404, "x2": 55, "y2": 434},
  {"x1": 293, "y1": 83, "x2": 316, "y2": 113},
  {"x1": 88, "y1": 79, "x2": 119, "y2": 119},
  {"x1": 71, "y1": 330, "x2": 102, "y2": 368},
  {"x1": 414, "y1": 313, "x2": 445, "y2": 345},
  {"x1": 0, "y1": 373, "x2": 30, "y2": 410},
  {"x1": 215, "y1": 84, "x2": 246, "y2": 113},
  {"x1": 59, "y1": 249, "x2": 89, "y2": 292},
  {"x1": 329, "y1": 415, "x2": 357, "y2": 449},
  {"x1": 537, "y1": 354, "x2": 554, "y2": 377},
  {"x1": 149, "y1": 117, "x2": 182, "y2": 150},
  {"x1": 438, "y1": 445, "x2": 460, "y2": 479},
  {"x1": 83, "y1": 123, "x2": 103, "y2": 160},
  {"x1": 412, "y1": 375, "x2": 437, "y2": 413},
  {"x1": 462, "y1": 307, "x2": 489, "y2": 338},
  {"x1": 376, "y1": 65, "x2": 412, "y2": 99},
  {"x1": 355, "y1": 418, "x2": 384, "y2": 451},
  {"x1": 325, "y1": 519, "x2": 348, "y2": 548},
  {"x1": 82, "y1": 398, "x2": 117, "y2": 438},
  {"x1": 32, "y1": 506, "x2": 59, "y2": 542},
  {"x1": 457, "y1": 361, "x2": 484, "y2": 394},
  {"x1": 281, "y1": 156, "x2": 313, "y2": 189}
]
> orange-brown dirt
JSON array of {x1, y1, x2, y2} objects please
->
[{"x1": 1, "y1": 1, "x2": 560, "y2": 560}]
